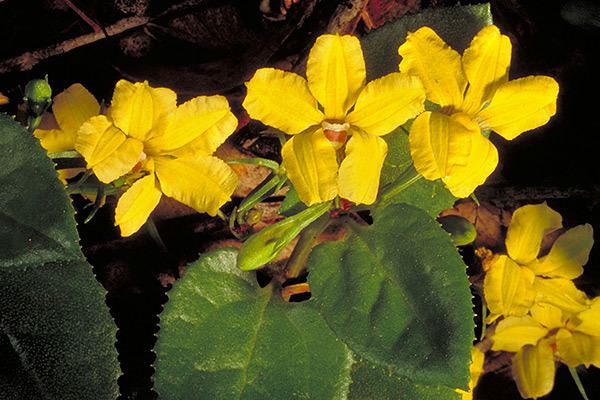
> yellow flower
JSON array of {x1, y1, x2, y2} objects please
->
[
  {"x1": 455, "y1": 346, "x2": 485, "y2": 400},
  {"x1": 75, "y1": 80, "x2": 239, "y2": 237},
  {"x1": 483, "y1": 203, "x2": 593, "y2": 320},
  {"x1": 492, "y1": 302, "x2": 600, "y2": 399},
  {"x1": 243, "y1": 34, "x2": 426, "y2": 206},
  {"x1": 399, "y1": 25, "x2": 559, "y2": 197},
  {"x1": 34, "y1": 83, "x2": 101, "y2": 153}
]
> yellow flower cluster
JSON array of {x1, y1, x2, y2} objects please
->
[
  {"x1": 481, "y1": 203, "x2": 597, "y2": 398},
  {"x1": 35, "y1": 81, "x2": 238, "y2": 236},
  {"x1": 34, "y1": 25, "x2": 561, "y2": 239}
]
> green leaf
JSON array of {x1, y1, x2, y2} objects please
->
[
  {"x1": 377, "y1": 129, "x2": 455, "y2": 218},
  {"x1": 238, "y1": 201, "x2": 330, "y2": 270},
  {"x1": 308, "y1": 204, "x2": 474, "y2": 395},
  {"x1": 0, "y1": 114, "x2": 118, "y2": 399},
  {"x1": 348, "y1": 358, "x2": 460, "y2": 400},
  {"x1": 279, "y1": 185, "x2": 307, "y2": 217},
  {"x1": 361, "y1": 3, "x2": 493, "y2": 80},
  {"x1": 154, "y1": 248, "x2": 353, "y2": 400}
]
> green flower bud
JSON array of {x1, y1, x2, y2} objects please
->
[
  {"x1": 24, "y1": 78, "x2": 52, "y2": 116},
  {"x1": 438, "y1": 215, "x2": 476, "y2": 246}
]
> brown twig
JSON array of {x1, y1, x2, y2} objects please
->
[
  {"x1": 61, "y1": 0, "x2": 103, "y2": 33},
  {"x1": 0, "y1": 17, "x2": 149, "y2": 74}
]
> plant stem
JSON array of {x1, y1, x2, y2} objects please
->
[
  {"x1": 285, "y1": 214, "x2": 331, "y2": 279},
  {"x1": 48, "y1": 150, "x2": 81, "y2": 159},
  {"x1": 378, "y1": 166, "x2": 422, "y2": 207},
  {"x1": 226, "y1": 157, "x2": 280, "y2": 171},
  {"x1": 568, "y1": 367, "x2": 590, "y2": 400},
  {"x1": 145, "y1": 218, "x2": 168, "y2": 253}
]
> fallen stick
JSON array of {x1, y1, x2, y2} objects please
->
[{"x1": 0, "y1": 16, "x2": 149, "y2": 73}]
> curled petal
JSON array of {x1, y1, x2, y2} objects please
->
[
  {"x1": 441, "y1": 127, "x2": 498, "y2": 198},
  {"x1": 307, "y1": 34, "x2": 366, "y2": 120},
  {"x1": 492, "y1": 316, "x2": 548, "y2": 352},
  {"x1": 346, "y1": 73, "x2": 425, "y2": 136},
  {"x1": 115, "y1": 174, "x2": 162, "y2": 237},
  {"x1": 155, "y1": 156, "x2": 238, "y2": 216},
  {"x1": 484, "y1": 255, "x2": 536, "y2": 318},
  {"x1": 146, "y1": 95, "x2": 237, "y2": 156},
  {"x1": 512, "y1": 340, "x2": 556, "y2": 399},
  {"x1": 243, "y1": 68, "x2": 323, "y2": 135},
  {"x1": 409, "y1": 112, "x2": 475, "y2": 181},
  {"x1": 53, "y1": 83, "x2": 100, "y2": 135},
  {"x1": 34, "y1": 128, "x2": 76, "y2": 153},
  {"x1": 530, "y1": 303, "x2": 566, "y2": 330},
  {"x1": 555, "y1": 329, "x2": 600, "y2": 368},
  {"x1": 109, "y1": 80, "x2": 177, "y2": 141},
  {"x1": 530, "y1": 224, "x2": 593, "y2": 279},
  {"x1": 572, "y1": 298, "x2": 600, "y2": 336},
  {"x1": 477, "y1": 76, "x2": 559, "y2": 140},
  {"x1": 281, "y1": 128, "x2": 338, "y2": 206},
  {"x1": 533, "y1": 278, "x2": 589, "y2": 314},
  {"x1": 505, "y1": 202, "x2": 562, "y2": 265},
  {"x1": 398, "y1": 26, "x2": 466, "y2": 108},
  {"x1": 338, "y1": 130, "x2": 387, "y2": 205},
  {"x1": 76, "y1": 115, "x2": 143, "y2": 183},
  {"x1": 460, "y1": 25, "x2": 511, "y2": 114}
]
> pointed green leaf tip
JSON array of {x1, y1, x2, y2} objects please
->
[
  {"x1": 237, "y1": 201, "x2": 331, "y2": 270},
  {"x1": 0, "y1": 113, "x2": 118, "y2": 399},
  {"x1": 308, "y1": 204, "x2": 474, "y2": 397},
  {"x1": 154, "y1": 248, "x2": 354, "y2": 399}
]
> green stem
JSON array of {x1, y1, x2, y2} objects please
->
[
  {"x1": 27, "y1": 115, "x2": 43, "y2": 133},
  {"x1": 568, "y1": 367, "x2": 590, "y2": 400},
  {"x1": 236, "y1": 171, "x2": 286, "y2": 222},
  {"x1": 227, "y1": 157, "x2": 280, "y2": 171},
  {"x1": 145, "y1": 218, "x2": 168, "y2": 253},
  {"x1": 378, "y1": 167, "x2": 423, "y2": 207},
  {"x1": 48, "y1": 150, "x2": 81, "y2": 159},
  {"x1": 285, "y1": 214, "x2": 331, "y2": 279}
]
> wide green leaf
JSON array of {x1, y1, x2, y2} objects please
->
[
  {"x1": 154, "y1": 248, "x2": 353, "y2": 400},
  {"x1": 361, "y1": 3, "x2": 493, "y2": 80},
  {"x1": 348, "y1": 358, "x2": 460, "y2": 400},
  {"x1": 0, "y1": 114, "x2": 119, "y2": 399},
  {"x1": 308, "y1": 203, "x2": 474, "y2": 395}
]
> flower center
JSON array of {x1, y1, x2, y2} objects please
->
[{"x1": 322, "y1": 121, "x2": 349, "y2": 150}]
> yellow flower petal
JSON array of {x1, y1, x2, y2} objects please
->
[
  {"x1": 512, "y1": 340, "x2": 556, "y2": 399},
  {"x1": 34, "y1": 128, "x2": 76, "y2": 153},
  {"x1": 442, "y1": 128, "x2": 499, "y2": 198},
  {"x1": 529, "y1": 224, "x2": 593, "y2": 279},
  {"x1": 76, "y1": 115, "x2": 144, "y2": 183},
  {"x1": 346, "y1": 73, "x2": 425, "y2": 136},
  {"x1": 115, "y1": 174, "x2": 162, "y2": 237},
  {"x1": 530, "y1": 303, "x2": 566, "y2": 330},
  {"x1": 338, "y1": 130, "x2": 387, "y2": 205},
  {"x1": 505, "y1": 202, "x2": 562, "y2": 265},
  {"x1": 555, "y1": 329, "x2": 600, "y2": 367},
  {"x1": 398, "y1": 26, "x2": 467, "y2": 108},
  {"x1": 52, "y1": 83, "x2": 100, "y2": 135},
  {"x1": 409, "y1": 112, "x2": 475, "y2": 181},
  {"x1": 243, "y1": 68, "x2": 324, "y2": 135},
  {"x1": 306, "y1": 34, "x2": 366, "y2": 120},
  {"x1": 476, "y1": 76, "x2": 559, "y2": 140},
  {"x1": 460, "y1": 25, "x2": 511, "y2": 115},
  {"x1": 533, "y1": 277, "x2": 589, "y2": 314},
  {"x1": 484, "y1": 255, "x2": 536, "y2": 318},
  {"x1": 108, "y1": 80, "x2": 177, "y2": 141},
  {"x1": 146, "y1": 95, "x2": 237, "y2": 156},
  {"x1": 455, "y1": 346, "x2": 485, "y2": 400},
  {"x1": 492, "y1": 316, "x2": 548, "y2": 352},
  {"x1": 154, "y1": 156, "x2": 238, "y2": 216},
  {"x1": 281, "y1": 128, "x2": 338, "y2": 206},
  {"x1": 572, "y1": 298, "x2": 600, "y2": 336}
]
